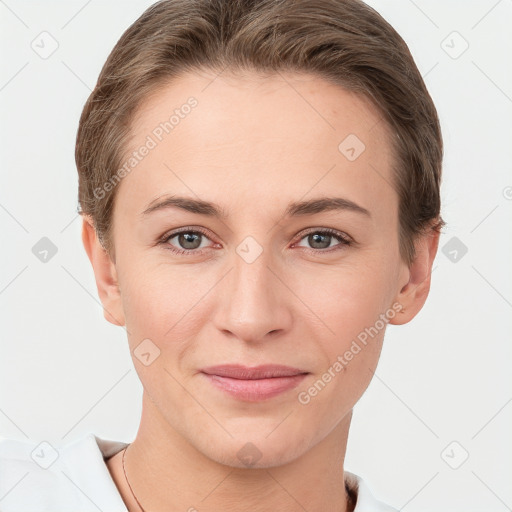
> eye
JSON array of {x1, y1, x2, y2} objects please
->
[
  {"x1": 158, "y1": 226, "x2": 352, "y2": 256},
  {"x1": 160, "y1": 227, "x2": 215, "y2": 255},
  {"x1": 294, "y1": 228, "x2": 352, "y2": 253}
]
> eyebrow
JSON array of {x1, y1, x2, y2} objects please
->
[{"x1": 141, "y1": 195, "x2": 371, "y2": 219}]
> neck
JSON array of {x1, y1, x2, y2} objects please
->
[{"x1": 119, "y1": 392, "x2": 354, "y2": 512}]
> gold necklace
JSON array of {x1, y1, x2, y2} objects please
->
[{"x1": 122, "y1": 445, "x2": 146, "y2": 512}]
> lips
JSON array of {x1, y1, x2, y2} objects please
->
[
  {"x1": 201, "y1": 364, "x2": 308, "y2": 379},
  {"x1": 200, "y1": 364, "x2": 309, "y2": 402}
]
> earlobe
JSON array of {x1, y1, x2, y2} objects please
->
[
  {"x1": 81, "y1": 215, "x2": 125, "y2": 327},
  {"x1": 389, "y1": 228, "x2": 441, "y2": 325}
]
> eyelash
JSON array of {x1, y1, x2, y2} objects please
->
[{"x1": 158, "y1": 226, "x2": 352, "y2": 256}]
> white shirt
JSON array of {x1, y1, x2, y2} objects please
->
[{"x1": 0, "y1": 433, "x2": 398, "y2": 511}]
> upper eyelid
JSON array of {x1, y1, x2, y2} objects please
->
[{"x1": 162, "y1": 226, "x2": 350, "y2": 247}]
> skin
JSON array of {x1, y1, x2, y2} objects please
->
[{"x1": 82, "y1": 69, "x2": 440, "y2": 512}]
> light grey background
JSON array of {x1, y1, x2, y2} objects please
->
[{"x1": 1, "y1": 1, "x2": 511, "y2": 510}]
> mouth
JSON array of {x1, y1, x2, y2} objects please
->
[{"x1": 200, "y1": 364, "x2": 309, "y2": 402}]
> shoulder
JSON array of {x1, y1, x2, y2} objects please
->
[
  {"x1": 0, "y1": 433, "x2": 129, "y2": 512},
  {"x1": 346, "y1": 471, "x2": 399, "y2": 512}
]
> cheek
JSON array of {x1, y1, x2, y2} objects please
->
[
  {"x1": 293, "y1": 267, "x2": 389, "y2": 421},
  {"x1": 117, "y1": 261, "x2": 202, "y2": 350},
  {"x1": 292, "y1": 260, "x2": 392, "y2": 343},
  {"x1": 117, "y1": 265, "x2": 207, "y2": 403}
]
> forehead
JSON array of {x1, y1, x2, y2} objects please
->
[
  {"x1": 115, "y1": 69, "x2": 397, "y2": 227},
  {"x1": 130, "y1": 69, "x2": 389, "y2": 150}
]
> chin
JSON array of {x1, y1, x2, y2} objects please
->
[{"x1": 194, "y1": 429, "x2": 312, "y2": 469}]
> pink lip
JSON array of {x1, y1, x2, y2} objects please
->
[
  {"x1": 200, "y1": 364, "x2": 309, "y2": 402},
  {"x1": 201, "y1": 364, "x2": 307, "y2": 379}
]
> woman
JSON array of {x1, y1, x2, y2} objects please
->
[{"x1": 0, "y1": 0, "x2": 444, "y2": 510}]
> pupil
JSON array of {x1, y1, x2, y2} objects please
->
[
  {"x1": 180, "y1": 232, "x2": 200, "y2": 249},
  {"x1": 310, "y1": 233, "x2": 330, "y2": 249}
]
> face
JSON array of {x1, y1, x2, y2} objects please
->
[{"x1": 88, "y1": 69, "x2": 420, "y2": 468}]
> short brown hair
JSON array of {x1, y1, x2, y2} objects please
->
[{"x1": 75, "y1": 0, "x2": 445, "y2": 266}]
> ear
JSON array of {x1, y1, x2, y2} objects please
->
[
  {"x1": 389, "y1": 227, "x2": 441, "y2": 325},
  {"x1": 81, "y1": 215, "x2": 125, "y2": 327}
]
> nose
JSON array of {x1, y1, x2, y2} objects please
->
[{"x1": 212, "y1": 246, "x2": 293, "y2": 343}]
